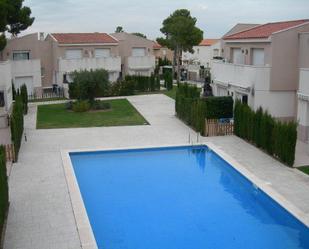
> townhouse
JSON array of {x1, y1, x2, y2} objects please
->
[
  {"x1": 152, "y1": 41, "x2": 173, "y2": 63},
  {"x1": 211, "y1": 19, "x2": 309, "y2": 145},
  {"x1": 111, "y1": 32, "x2": 156, "y2": 76},
  {"x1": 182, "y1": 39, "x2": 221, "y2": 81},
  {"x1": 47, "y1": 33, "x2": 121, "y2": 84}
]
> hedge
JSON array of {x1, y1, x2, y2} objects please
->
[
  {"x1": 176, "y1": 83, "x2": 233, "y2": 134},
  {"x1": 234, "y1": 100, "x2": 297, "y2": 166},
  {"x1": 20, "y1": 84, "x2": 28, "y2": 114},
  {"x1": 0, "y1": 145, "x2": 8, "y2": 239},
  {"x1": 10, "y1": 96, "x2": 24, "y2": 161},
  {"x1": 125, "y1": 74, "x2": 160, "y2": 92}
]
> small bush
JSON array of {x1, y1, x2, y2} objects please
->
[
  {"x1": 65, "y1": 101, "x2": 73, "y2": 110},
  {"x1": 72, "y1": 100, "x2": 90, "y2": 112},
  {"x1": 92, "y1": 100, "x2": 111, "y2": 110}
]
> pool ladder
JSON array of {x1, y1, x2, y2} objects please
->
[{"x1": 188, "y1": 130, "x2": 200, "y2": 145}]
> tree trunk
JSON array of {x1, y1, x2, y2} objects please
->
[
  {"x1": 176, "y1": 46, "x2": 181, "y2": 82},
  {"x1": 172, "y1": 49, "x2": 177, "y2": 80}
]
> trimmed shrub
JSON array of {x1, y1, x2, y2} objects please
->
[
  {"x1": 125, "y1": 75, "x2": 160, "y2": 92},
  {"x1": 69, "y1": 69, "x2": 110, "y2": 101},
  {"x1": 72, "y1": 100, "x2": 90, "y2": 112},
  {"x1": 92, "y1": 100, "x2": 111, "y2": 110},
  {"x1": 20, "y1": 84, "x2": 28, "y2": 114},
  {"x1": 164, "y1": 71, "x2": 173, "y2": 90},
  {"x1": 0, "y1": 145, "x2": 8, "y2": 238},
  {"x1": 175, "y1": 83, "x2": 233, "y2": 134},
  {"x1": 203, "y1": 96, "x2": 233, "y2": 119},
  {"x1": 10, "y1": 96, "x2": 24, "y2": 161},
  {"x1": 110, "y1": 80, "x2": 135, "y2": 96},
  {"x1": 234, "y1": 100, "x2": 297, "y2": 166}
]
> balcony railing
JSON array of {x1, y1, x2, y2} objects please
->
[
  {"x1": 211, "y1": 60, "x2": 271, "y2": 90},
  {"x1": 128, "y1": 55, "x2": 155, "y2": 70},
  {"x1": 59, "y1": 56, "x2": 121, "y2": 73}
]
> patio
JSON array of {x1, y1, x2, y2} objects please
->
[{"x1": 3, "y1": 94, "x2": 309, "y2": 249}]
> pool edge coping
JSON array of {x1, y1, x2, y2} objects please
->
[{"x1": 61, "y1": 143, "x2": 309, "y2": 249}]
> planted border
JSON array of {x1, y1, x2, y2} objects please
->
[
  {"x1": 175, "y1": 83, "x2": 233, "y2": 134},
  {"x1": 234, "y1": 100, "x2": 297, "y2": 166}
]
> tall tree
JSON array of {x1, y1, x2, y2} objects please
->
[
  {"x1": 157, "y1": 9, "x2": 203, "y2": 81},
  {"x1": 0, "y1": 0, "x2": 34, "y2": 51},
  {"x1": 115, "y1": 26, "x2": 124, "y2": 33},
  {"x1": 132, "y1": 32, "x2": 147, "y2": 39}
]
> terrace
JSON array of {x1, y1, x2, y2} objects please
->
[{"x1": 3, "y1": 94, "x2": 309, "y2": 249}]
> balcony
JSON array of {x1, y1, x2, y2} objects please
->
[
  {"x1": 59, "y1": 56, "x2": 121, "y2": 73},
  {"x1": 211, "y1": 60, "x2": 271, "y2": 91},
  {"x1": 128, "y1": 56, "x2": 155, "y2": 70}
]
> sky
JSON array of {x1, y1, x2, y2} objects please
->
[{"x1": 23, "y1": 0, "x2": 309, "y2": 39}]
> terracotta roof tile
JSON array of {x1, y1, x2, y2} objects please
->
[
  {"x1": 51, "y1": 33, "x2": 118, "y2": 44},
  {"x1": 224, "y1": 19, "x2": 309, "y2": 40},
  {"x1": 199, "y1": 39, "x2": 219, "y2": 46},
  {"x1": 153, "y1": 41, "x2": 162, "y2": 49}
]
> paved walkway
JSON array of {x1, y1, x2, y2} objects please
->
[{"x1": 4, "y1": 94, "x2": 309, "y2": 249}]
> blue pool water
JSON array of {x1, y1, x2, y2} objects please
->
[{"x1": 70, "y1": 146, "x2": 309, "y2": 249}]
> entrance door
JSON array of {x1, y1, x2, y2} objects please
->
[{"x1": 232, "y1": 48, "x2": 244, "y2": 64}]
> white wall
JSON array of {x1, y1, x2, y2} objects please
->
[
  {"x1": 0, "y1": 61, "x2": 13, "y2": 113},
  {"x1": 183, "y1": 41, "x2": 221, "y2": 67},
  {"x1": 297, "y1": 68, "x2": 309, "y2": 130},
  {"x1": 58, "y1": 57, "x2": 121, "y2": 83},
  {"x1": 11, "y1": 59, "x2": 42, "y2": 94},
  {"x1": 254, "y1": 91, "x2": 296, "y2": 118},
  {"x1": 127, "y1": 55, "x2": 155, "y2": 76},
  {"x1": 211, "y1": 60, "x2": 296, "y2": 118}
]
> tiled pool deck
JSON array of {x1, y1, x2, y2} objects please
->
[{"x1": 4, "y1": 94, "x2": 309, "y2": 249}]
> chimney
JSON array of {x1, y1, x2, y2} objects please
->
[{"x1": 39, "y1": 32, "x2": 45, "y2": 41}]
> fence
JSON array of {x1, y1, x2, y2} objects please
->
[
  {"x1": 4, "y1": 144, "x2": 15, "y2": 162},
  {"x1": 205, "y1": 119, "x2": 234, "y2": 137},
  {"x1": 28, "y1": 88, "x2": 65, "y2": 101}
]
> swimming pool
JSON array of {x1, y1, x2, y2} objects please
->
[{"x1": 69, "y1": 145, "x2": 309, "y2": 249}]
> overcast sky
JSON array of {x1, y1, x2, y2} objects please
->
[{"x1": 23, "y1": 0, "x2": 309, "y2": 39}]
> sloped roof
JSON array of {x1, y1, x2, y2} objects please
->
[
  {"x1": 153, "y1": 41, "x2": 162, "y2": 49},
  {"x1": 224, "y1": 19, "x2": 309, "y2": 40},
  {"x1": 222, "y1": 23, "x2": 260, "y2": 38},
  {"x1": 199, "y1": 39, "x2": 219, "y2": 46},
  {"x1": 51, "y1": 33, "x2": 118, "y2": 44}
]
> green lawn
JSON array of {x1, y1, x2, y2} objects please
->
[
  {"x1": 163, "y1": 87, "x2": 177, "y2": 100},
  {"x1": 298, "y1": 166, "x2": 309, "y2": 175},
  {"x1": 36, "y1": 99, "x2": 148, "y2": 129}
]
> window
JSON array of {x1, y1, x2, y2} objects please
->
[
  {"x1": 65, "y1": 49, "x2": 82, "y2": 59},
  {"x1": 213, "y1": 49, "x2": 219, "y2": 57},
  {"x1": 0, "y1": 91, "x2": 4, "y2": 107},
  {"x1": 13, "y1": 51, "x2": 30, "y2": 61},
  {"x1": 242, "y1": 95, "x2": 248, "y2": 104},
  {"x1": 232, "y1": 48, "x2": 244, "y2": 64},
  {"x1": 251, "y1": 48, "x2": 265, "y2": 66},
  {"x1": 132, "y1": 47, "x2": 146, "y2": 57},
  {"x1": 95, "y1": 48, "x2": 111, "y2": 58}
]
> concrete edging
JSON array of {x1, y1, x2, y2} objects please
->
[{"x1": 61, "y1": 142, "x2": 309, "y2": 249}]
